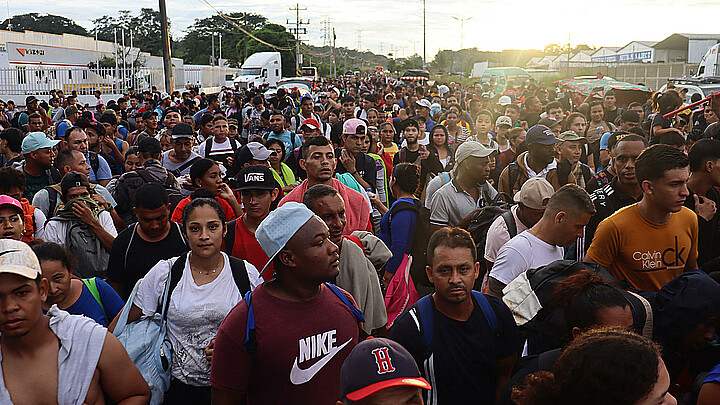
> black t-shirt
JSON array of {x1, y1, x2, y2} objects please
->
[
  {"x1": 334, "y1": 148, "x2": 378, "y2": 192},
  {"x1": 389, "y1": 294, "x2": 520, "y2": 404},
  {"x1": 685, "y1": 186, "x2": 720, "y2": 271},
  {"x1": 330, "y1": 120, "x2": 345, "y2": 146},
  {"x1": 604, "y1": 107, "x2": 622, "y2": 124},
  {"x1": 107, "y1": 222, "x2": 189, "y2": 299},
  {"x1": 584, "y1": 179, "x2": 640, "y2": 251}
]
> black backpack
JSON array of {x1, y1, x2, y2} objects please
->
[
  {"x1": 388, "y1": 199, "x2": 431, "y2": 291},
  {"x1": 134, "y1": 169, "x2": 184, "y2": 215},
  {"x1": 467, "y1": 192, "x2": 516, "y2": 287}
]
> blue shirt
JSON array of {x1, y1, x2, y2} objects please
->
[
  {"x1": 378, "y1": 197, "x2": 418, "y2": 274},
  {"x1": 66, "y1": 278, "x2": 125, "y2": 327},
  {"x1": 268, "y1": 130, "x2": 303, "y2": 157},
  {"x1": 57, "y1": 120, "x2": 71, "y2": 139},
  {"x1": 87, "y1": 152, "x2": 113, "y2": 183},
  {"x1": 193, "y1": 108, "x2": 209, "y2": 123}
]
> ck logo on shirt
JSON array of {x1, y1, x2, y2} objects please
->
[
  {"x1": 372, "y1": 347, "x2": 396, "y2": 374},
  {"x1": 290, "y1": 329, "x2": 352, "y2": 385},
  {"x1": 632, "y1": 236, "x2": 686, "y2": 271}
]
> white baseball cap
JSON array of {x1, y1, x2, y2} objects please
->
[{"x1": 0, "y1": 239, "x2": 41, "y2": 280}]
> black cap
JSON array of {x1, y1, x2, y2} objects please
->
[
  {"x1": 60, "y1": 171, "x2": 91, "y2": 197},
  {"x1": 138, "y1": 137, "x2": 162, "y2": 154},
  {"x1": 171, "y1": 123, "x2": 194, "y2": 138},
  {"x1": 25, "y1": 95, "x2": 38, "y2": 105},
  {"x1": 76, "y1": 118, "x2": 106, "y2": 137},
  {"x1": 142, "y1": 110, "x2": 158, "y2": 120},
  {"x1": 341, "y1": 338, "x2": 431, "y2": 401},
  {"x1": 526, "y1": 124, "x2": 561, "y2": 145},
  {"x1": 236, "y1": 165, "x2": 277, "y2": 191}
]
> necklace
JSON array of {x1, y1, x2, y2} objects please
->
[{"x1": 190, "y1": 254, "x2": 223, "y2": 276}]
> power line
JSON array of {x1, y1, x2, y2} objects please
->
[{"x1": 287, "y1": 3, "x2": 308, "y2": 75}]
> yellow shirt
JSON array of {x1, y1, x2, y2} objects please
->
[
  {"x1": 586, "y1": 204, "x2": 698, "y2": 291},
  {"x1": 383, "y1": 143, "x2": 399, "y2": 159}
]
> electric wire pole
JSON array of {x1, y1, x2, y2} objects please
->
[
  {"x1": 159, "y1": 0, "x2": 174, "y2": 92},
  {"x1": 287, "y1": 4, "x2": 308, "y2": 76}
]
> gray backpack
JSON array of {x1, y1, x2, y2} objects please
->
[{"x1": 49, "y1": 218, "x2": 110, "y2": 279}]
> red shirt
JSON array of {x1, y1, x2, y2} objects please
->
[
  {"x1": 171, "y1": 196, "x2": 236, "y2": 223},
  {"x1": 228, "y1": 215, "x2": 273, "y2": 281},
  {"x1": 210, "y1": 284, "x2": 360, "y2": 404}
]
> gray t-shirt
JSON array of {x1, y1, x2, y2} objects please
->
[
  {"x1": 429, "y1": 179, "x2": 498, "y2": 227},
  {"x1": 160, "y1": 150, "x2": 201, "y2": 177}
]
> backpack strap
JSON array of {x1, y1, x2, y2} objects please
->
[
  {"x1": 170, "y1": 156, "x2": 201, "y2": 177},
  {"x1": 471, "y1": 290, "x2": 499, "y2": 334},
  {"x1": 229, "y1": 138, "x2": 239, "y2": 153},
  {"x1": 123, "y1": 224, "x2": 138, "y2": 272},
  {"x1": 204, "y1": 138, "x2": 213, "y2": 158},
  {"x1": 81, "y1": 277, "x2": 107, "y2": 317},
  {"x1": 501, "y1": 210, "x2": 517, "y2": 239},
  {"x1": 324, "y1": 282, "x2": 365, "y2": 323},
  {"x1": 161, "y1": 252, "x2": 188, "y2": 317},
  {"x1": 228, "y1": 257, "x2": 251, "y2": 295},
  {"x1": 224, "y1": 219, "x2": 237, "y2": 255},
  {"x1": 47, "y1": 186, "x2": 59, "y2": 217},
  {"x1": 415, "y1": 295, "x2": 434, "y2": 358},
  {"x1": 508, "y1": 162, "x2": 520, "y2": 194},
  {"x1": 343, "y1": 234, "x2": 365, "y2": 254},
  {"x1": 243, "y1": 289, "x2": 257, "y2": 354}
]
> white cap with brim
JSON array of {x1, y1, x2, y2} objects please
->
[
  {"x1": 255, "y1": 202, "x2": 316, "y2": 277},
  {"x1": 0, "y1": 239, "x2": 41, "y2": 280}
]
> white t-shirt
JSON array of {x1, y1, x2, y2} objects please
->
[
  {"x1": 484, "y1": 205, "x2": 529, "y2": 264},
  {"x1": 198, "y1": 138, "x2": 234, "y2": 160},
  {"x1": 43, "y1": 210, "x2": 118, "y2": 244},
  {"x1": 134, "y1": 253, "x2": 261, "y2": 386},
  {"x1": 489, "y1": 230, "x2": 564, "y2": 286}
]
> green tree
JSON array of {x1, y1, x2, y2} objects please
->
[
  {"x1": 175, "y1": 13, "x2": 267, "y2": 68},
  {"x1": 402, "y1": 56, "x2": 423, "y2": 70},
  {"x1": 92, "y1": 8, "x2": 165, "y2": 56},
  {"x1": 0, "y1": 13, "x2": 89, "y2": 36},
  {"x1": 242, "y1": 24, "x2": 296, "y2": 76}
]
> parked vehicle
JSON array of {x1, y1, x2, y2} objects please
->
[{"x1": 234, "y1": 52, "x2": 282, "y2": 89}]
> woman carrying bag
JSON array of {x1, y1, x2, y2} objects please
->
[{"x1": 110, "y1": 197, "x2": 262, "y2": 404}]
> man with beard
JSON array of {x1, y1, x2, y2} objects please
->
[{"x1": 498, "y1": 125, "x2": 568, "y2": 196}]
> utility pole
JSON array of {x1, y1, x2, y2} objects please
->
[
  {"x1": 287, "y1": 3, "x2": 308, "y2": 76},
  {"x1": 219, "y1": 34, "x2": 223, "y2": 66},
  {"x1": 332, "y1": 28, "x2": 337, "y2": 78},
  {"x1": 409, "y1": 41, "x2": 418, "y2": 56},
  {"x1": 159, "y1": 0, "x2": 174, "y2": 92},
  {"x1": 422, "y1": 0, "x2": 426, "y2": 70},
  {"x1": 122, "y1": 28, "x2": 126, "y2": 91},
  {"x1": 211, "y1": 33, "x2": 215, "y2": 66}
]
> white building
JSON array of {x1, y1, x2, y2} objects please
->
[
  {"x1": 615, "y1": 41, "x2": 656, "y2": 63},
  {"x1": 591, "y1": 47, "x2": 621, "y2": 63},
  {"x1": 653, "y1": 33, "x2": 720, "y2": 63}
]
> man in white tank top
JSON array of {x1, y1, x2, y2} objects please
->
[{"x1": 0, "y1": 239, "x2": 150, "y2": 404}]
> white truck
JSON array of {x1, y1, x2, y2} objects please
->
[
  {"x1": 697, "y1": 43, "x2": 720, "y2": 78},
  {"x1": 234, "y1": 52, "x2": 282, "y2": 89}
]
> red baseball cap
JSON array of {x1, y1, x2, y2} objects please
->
[{"x1": 300, "y1": 118, "x2": 320, "y2": 131}]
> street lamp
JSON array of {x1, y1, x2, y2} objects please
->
[{"x1": 451, "y1": 16, "x2": 473, "y2": 50}]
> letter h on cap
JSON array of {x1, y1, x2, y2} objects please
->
[{"x1": 372, "y1": 347, "x2": 396, "y2": 374}]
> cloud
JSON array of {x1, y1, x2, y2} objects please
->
[{"x1": 4, "y1": 0, "x2": 720, "y2": 61}]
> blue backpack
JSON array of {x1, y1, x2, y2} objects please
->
[
  {"x1": 242, "y1": 282, "x2": 365, "y2": 354},
  {"x1": 413, "y1": 290, "x2": 499, "y2": 358}
]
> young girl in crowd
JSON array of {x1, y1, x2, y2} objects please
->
[
  {"x1": 265, "y1": 138, "x2": 296, "y2": 194},
  {"x1": 32, "y1": 241, "x2": 124, "y2": 327},
  {"x1": 111, "y1": 197, "x2": 261, "y2": 403},
  {"x1": 171, "y1": 158, "x2": 242, "y2": 222},
  {"x1": 650, "y1": 90, "x2": 684, "y2": 144}
]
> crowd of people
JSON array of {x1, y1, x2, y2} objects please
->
[{"x1": 1, "y1": 72, "x2": 720, "y2": 405}]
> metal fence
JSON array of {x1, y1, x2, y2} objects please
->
[
  {"x1": 538, "y1": 62, "x2": 700, "y2": 91},
  {"x1": 0, "y1": 65, "x2": 240, "y2": 95}
]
